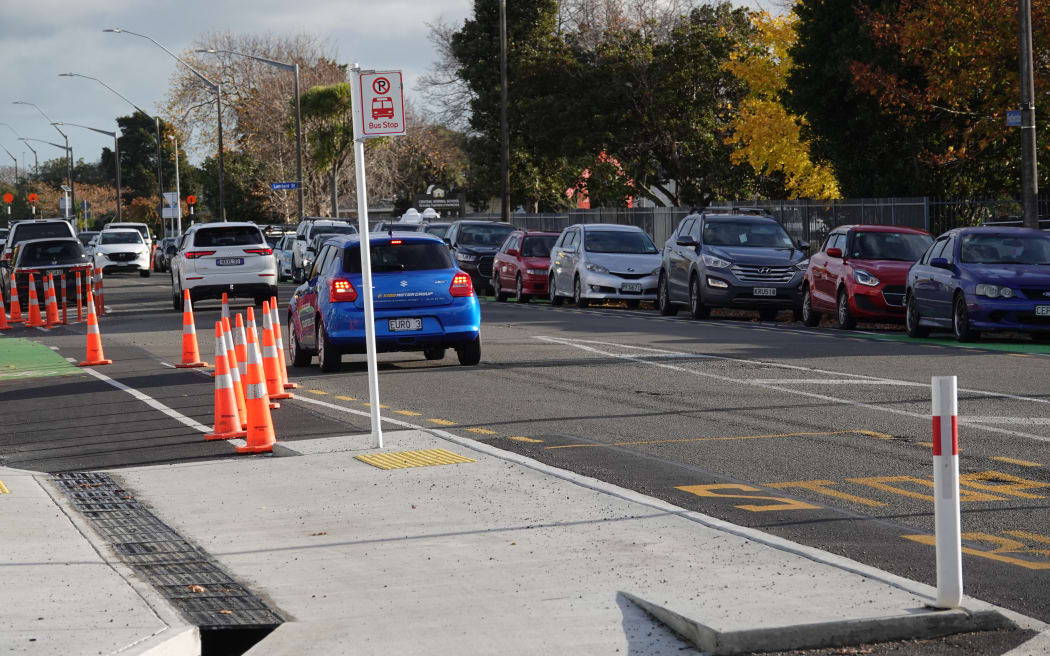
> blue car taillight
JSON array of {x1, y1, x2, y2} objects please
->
[
  {"x1": 450, "y1": 272, "x2": 474, "y2": 297},
  {"x1": 329, "y1": 278, "x2": 358, "y2": 302}
]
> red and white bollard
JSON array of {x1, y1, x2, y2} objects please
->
[{"x1": 932, "y1": 375, "x2": 962, "y2": 609}]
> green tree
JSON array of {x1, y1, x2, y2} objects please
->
[
  {"x1": 299, "y1": 82, "x2": 356, "y2": 214},
  {"x1": 100, "y1": 112, "x2": 185, "y2": 206},
  {"x1": 198, "y1": 152, "x2": 267, "y2": 221}
]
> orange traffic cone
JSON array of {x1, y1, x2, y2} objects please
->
[
  {"x1": 205, "y1": 321, "x2": 247, "y2": 441},
  {"x1": 261, "y1": 301, "x2": 292, "y2": 400},
  {"x1": 221, "y1": 292, "x2": 231, "y2": 323},
  {"x1": 176, "y1": 289, "x2": 209, "y2": 368},
  {"x1": 222, "y1": 316, "x2": 248, "y2": 430},
  {"x1": 8, "y1": 272, "x2": 23, "y2": 324},
  {"x1": 0, "y1": 294, "x2": 9, "y2": 330},
  {"x1": 236, "y1": 314, "x2": 277, "y2": 454},
  {"x1": 45, "y1": 274, "x2": 60, "y2": 326},
  {"x1": 246, "y1": 307, "x2": 279, "y2": 409},
  {"x1": 269, "y1": 296, "x2": 298, "y2": 390},
  {"x1": 79, "y1": 288, "x2": 112, "y2": 366},
  {"x1": 25, "y1": 274, "x2": 44, "y2": 328},
  {"x1": 233, "y1": 314, "x2": 249, "y2": 402}
]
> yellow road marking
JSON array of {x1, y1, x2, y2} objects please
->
[
  {"x1": 904, "y1": 531, "x2": 1050, "y2": 570},
  {"x1": 0, "y1": 480, "x2": 8, "y2": 494},
  {"x1": 335, "y1": 395, "x2": 357, "y2": 401},
  {"x1": 308, "y1": 389, "x2": 328, "y2": 395},
  {"x1": 992, "y1": 456, "x2": 1043, "y2": 468},
  {"x1": 395, "y1": 410, "x2": 422, "y2": 416},
  {"x1": 355, "y1": 448, "x2": 475, "y2": 470},
  {"x1": 766, "y1": 480, "x2": 887, "y2": 507},
  {"x1": 466, "y1": 427, "x2": 498, "y2": 435},
  {"x1": 509, "y1": 436, "x2": 543, "y2": 443},
  {"x1": 546, "y1": 430, "x2": 884, "y2": 450},
  {"x1": 676, "y1": 484, "x2": 820, "y2": 512},
  {"x1": 1009, "y1": 354, "x2": 1032, "y2": 357},
  {"x1": 847, "y1": 475, "x2": 1005, "y2": 502},
  {"x1": 916, "y1": 441, "x2": 963, "y2": 452},
  {"x1": 362, "y1": 402, "x2": 390, "y2": 409},
  {"x1": 959, "y1": 471, "x2": 1050, "y2": 499},
  {"x1": 427, "y1": 418, "x2": 457, "y2": 426}
]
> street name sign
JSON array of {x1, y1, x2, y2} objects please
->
[
  {"x1": 1006, "y1": 110, "x2": 1022, "y2": 127},
  {"x1": 270, "y1": 182, "x2": 299, "y2": 190}
]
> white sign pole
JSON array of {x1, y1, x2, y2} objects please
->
[{"x1": 351, "y1": 63, "x2": 383, "y2": 449}]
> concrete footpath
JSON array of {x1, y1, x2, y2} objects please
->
[{"x1": 3, "y1": 426, "x2": 1049, "y2": 654}]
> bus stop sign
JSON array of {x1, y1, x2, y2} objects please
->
[{"x1": 358, "y1": 71, "x2": 405, "y2": 138}]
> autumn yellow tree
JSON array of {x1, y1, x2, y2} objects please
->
[{"x1": 724, "y1": 10, "x2": 840, "y2": 199}]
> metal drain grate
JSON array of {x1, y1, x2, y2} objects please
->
[{"x1": 52, "y1": 472, "x2": 283, "y2": 630}]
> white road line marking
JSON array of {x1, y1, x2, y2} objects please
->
[
  {"x1": 536, "y1": 336, "x2": 1050, "y2": 444},
  {"x1": 48, "y1": 346, "x2": 60, "y2": 350},
  {"x1": 748, "y1": 379, "x2": 922, "y2": 386}
]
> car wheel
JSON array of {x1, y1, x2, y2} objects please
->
[
  {"x1": 573, "y1": 276, "x2": 588, "y2": 308},
  {"x1": 516, "y1": 274, "x2": 530, "y2": 303},
  {"x1": 905, "y1": 292, "x2": 931, "y2": 338},
  {"x1": 317, "y1": 319, "x2": 340, "y2": 373},
  {"x1": 423, "y1": 347, "x2": 446, "y2": 360},
  {"x1": 658, "y1": 272, "x2": 677, "y2": 316},
  {"x1": 836, "y1": 289, "x2": 857, "y2": 330},
  {"x1": 759, "y1": 308, "x2": 779, "y2": 322},
  {"x1": 801, "y1": 285, "x2": 821, "y2": 327},
  {"x1": 493, "y1": 274, "x2": 508, "y2": 302},
  {"x1": 688, "y1": 275, "x2": 710, "y2": 319},
  {"x1": 456, "y1": 336, "x2": 482, "y2": 366},
  {"x1": 171, "y1": 279, "x2": 182, "y2": 311},
  {"x1": 139, "y1": 269, "x2": 151, "y2": 278},
  {"x1": 289, "y1": 315, "x2": 311, "y2": 367},
  {"x1": 953, "y1": 294, "x2": 977, "y2": 342},
  {"x1": 550, "y1": 275, "x2": 564, "y2": 306}
]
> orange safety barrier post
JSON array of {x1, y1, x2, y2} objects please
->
[
  {"x1": 60, "y1": 272, "x2": 68, "y2": 325},
  {"x1": 222, "y1": 316, "x2": 248, "y2": 430},
  {"x1": 221, "y1": 292, "x2": 231, "y2": 323},
  {"x1": 95, "y1": 267, "x2": 106, "y2": 316},
  {"x1": 75, "y1": 271, "x2": 84, "y2": 323},
  {"x1": 79, "y1": 288, "x2": 113, "y2": 366},
  {"x1": 236, "y1": 313, "x2": 277, "y2": 454},
  {"x1": 269, "y1": 296, "x2": 298, "y2": 390},
  {"x1": 8, "y1": 272, "x2": 23, "y2": 323},
  {"x1": 205, "y1": 321, "x2": 247, "y2": 441},
  {"x1": 25, "y1": 274, "x2": 44, "y2": 328},
  {"x1": 175, "y1": 289, "x2": 209, "y2": 368},
  {"x1": 0, "y1": 293, "x2": 9, "y2": 330},
  {"x1": 246, "y1": 307, "x2": 279, "y2": 409},
  {"x1": 261, "y1": 301, "x2": 292, "y2": 400}
]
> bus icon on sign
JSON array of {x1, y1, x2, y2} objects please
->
[{"x1": 371, "y1": 97, "x2": 394, "y2": 120}]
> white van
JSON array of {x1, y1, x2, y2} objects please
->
[{"x1": 103, "y1": 222, "x2": 153, "y2": 254}]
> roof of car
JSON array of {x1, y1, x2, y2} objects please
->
[
  {"x1": 514, "y1": 230, "x2": 560, "y2": 236},
  {"x1": 98, "y1": 228, "x2": 141, "y2": 234},
  {"x1": 453, "y1": 220, "x2": 514, "y2": 227},
  {"x1": 16, "y1": 237, "x2": 80, "y2": 246},
  {"x1": 572, "y1": 223, "x2": 645, "y2": 232},
  {"x1": 832, "y1": 224, "x2": 930, "y2": 235},
  {"x1": 327, "y1": 233, "x2": 445, "y2": 248},
  {"x1": 951, "y1": 226, "x2": 1045, "y2": 236},
  {"x1": 187, "y1": 221, "x2": 261, "y2": 231},
  {"x1": 700, "y1": 214, "x2": 779, "y2": 222}
]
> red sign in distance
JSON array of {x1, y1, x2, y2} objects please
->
[
  {"x1": 186, "y1": 195, "x2": 197, "y2": 206},
  {"x1": 2, "y1": 193, "x2": 12, "y2": 204},
  {"x1": 27, "y1": 193, "x2": 38, "y2": 203}
]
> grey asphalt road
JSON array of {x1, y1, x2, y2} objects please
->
[{"x1": 5, "y1": 275, "x2": 1050, "y2": 629}]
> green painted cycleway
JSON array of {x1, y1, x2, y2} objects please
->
[
  {"x1": 852, "y1": 330, "x2": 1050, "y2": 355},
  {"x1": 0, "y1": 337, "x2": 82, "y2": 381}
]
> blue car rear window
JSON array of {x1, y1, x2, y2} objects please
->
[{"x1": 343, "y1": 242, "x2": 453, "y2": 273}]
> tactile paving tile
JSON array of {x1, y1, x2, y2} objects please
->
[{"x1": 355, "y1": 448, "x2": 476, "y2": 470}]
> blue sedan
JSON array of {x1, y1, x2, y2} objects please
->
[
  {"x1": 287, "y1": 233, "x2": 482, "y2": 372},
  {"x1": 905, "y1": 226, "x2": 1050, "y2": 341}
]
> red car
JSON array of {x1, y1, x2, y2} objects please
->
[
  {"x1": 801, "y1": 225, "x2": 933, "y2": 328},
  {"x1": 491, "y1": 230, "x2": 559, "y2": 303}
]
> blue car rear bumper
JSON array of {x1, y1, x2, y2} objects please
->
[{"x1": 325, "y1": 298, "x2": 481, "y2": 353}]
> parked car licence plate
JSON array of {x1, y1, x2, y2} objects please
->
[
  {"x1": 621, "y1": 283, "x2": 643, "y2": 293},
  {"x1": 216, "y1": 258, "x2": 244, "y2": 266},
  {"x1": 1036, "y1": 306, "x2": 1050, "y2": 317},
  {"x1": 753, "y1": 287, "x2": 777, "y2": 297},
  {"x1": 389, "y1": 318, "x2": 422, "y2": 332}
]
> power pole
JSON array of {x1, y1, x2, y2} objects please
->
[
  {"x1": 1019, "y1": 0, "x2": 1039, "y2": 228},
  {"x1": 499, "y1": 0, "x2": 511, "y2": 222}
]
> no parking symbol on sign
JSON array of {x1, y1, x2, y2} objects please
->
[{"x1": 358, "y1": 71, "x2": 405, "y2": 138}]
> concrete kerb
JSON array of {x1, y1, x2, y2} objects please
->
[{"x1": 37, "y1": 475, "x2": 201, "y2": 656}]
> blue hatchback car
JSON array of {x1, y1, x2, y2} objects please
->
[
  {"x1": 905, "y1": 226, "x2": 1050, "y2": 341},
  {"x1": 287, "y1": 232, "x2": 482, "y2": 372}
]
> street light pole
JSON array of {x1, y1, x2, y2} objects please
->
[
  {"x1": 499, "y1": 0, "x2": 510, "y2": 222},
  {"x1": 13, "y1": 101, "x2": 74, "y2": 211},
  {"x1": 1019, "y1": 0, "x2": 1039, "y2": 228},
  {"x1": 106, "y1": 28, "x2": 226, "y2": 220},
  {"x1": 0, "y1": 144, "x2": 17, "y2": 181},
  {"x1": 19, "y1": 137, "x2": 72, "y2": 217},
  {"x1": 1, "y1": 124, "x2": 37, "y2": 176},
  {"x1": 197, "y1": 48, "x2": 304, "y2": 223},
  {"x1": 53, "y1": 122, "x2": 122, "y2": 222},
  {"x1": 59, "y1": 74, "x2": 164, "y2": 227}
]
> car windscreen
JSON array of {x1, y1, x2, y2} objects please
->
[
  {"x1": 99, "y1": 231, "x2": 143, "y2": 245},
  {"x1": 11, "y1": 222, "x2": 72, "y2": 245},
  {"x1": 850, "y1": 232, "x2": 933, "y2": 261},
  {"x1": 109, "y1": 225, "x2": 149, "y2": 240},
  {"x1": 314, "y1": 225, "x2": 357, "y2": 236},
  {"x1": 343, "y1": 242, "x2": 454, "y2": 273},
  {"x1": 521, "y1": 236, "x2": 558, "y2": 258},
  {"x1": 960, "y1": 233, "x2": 1050, "y2": 265},
  {"x1": 194, "y1": 227, "x2": 264, "y2": 247},
  {"x1": 702, "y1": 220, "x2": 794, "y2": 248},
  {"x1": 77, "y1": 233, "x2": 97, "y2": 246},
  {"x1": 583, "y1": 230, "x2": 658, "y2": 254},
  {"x1": 18, "y1": 241, "x2": 89, "y2": 267},
  {"x1": 457, "y1": 224, "x2": 514, "y2": 247},
  {"x1": 424, "y1": 224, "x2": 450, "y2": 238}
]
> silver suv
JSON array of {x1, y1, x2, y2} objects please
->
[{"x1": 292, "y1": 219, "x2": 357, "y2": 281}]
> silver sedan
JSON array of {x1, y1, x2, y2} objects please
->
[{"x1": 548, "y1": 224, "x2": 662, "y2": 307}]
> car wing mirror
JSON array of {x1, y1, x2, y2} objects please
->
[
  {"x1": 676, "y1": 236, "x2": 697, "y2": 247},
  {"x1": 826, "y1": 247, "x2": 843, "y2": 258},
  {"x1": 930, "y1": 257, "x2": 952, "y2": 270},
  {"x1": 797, "y1": 239, "x2": 811, "y2": 250},
  {"x1": 166, "y1": 246, "x2": 177, "y2": 255}
]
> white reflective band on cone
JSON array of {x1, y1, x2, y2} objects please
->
[{"x1": 246, "y1": 382, "x2": 266, "y2": 399}]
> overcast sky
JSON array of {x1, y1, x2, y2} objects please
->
[{"x1": 1, "y1": 0, "x2": 765, "y2": 173}]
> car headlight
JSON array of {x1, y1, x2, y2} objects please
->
[
  {"x1": 456, "y1": 252, "x2": 478, "y2": 262},
  {"x1": 702, "y1": 254, "x2": 731, "y2": 269},
  {"x1": 853, "y1": 269, "x2": 880, "y2": 287},
  {"x1": 975, "y1": 284, "x2": 1014, "y2": 299},
  {"x1": 795, "y1": 259, "x2": 810, "y2": 272},
  {"x1": 585, "y1": 262, "x2": 609, "y2": 274},
  {"x1": 525, "y1": 268, "x2": 547, "y2": 275},
  {"x1": 650, "y1": 266, "x2": 662, "y2": 275}
]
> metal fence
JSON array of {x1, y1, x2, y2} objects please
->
[{"x1": 467, "y1": 194, "x2": 1050, "y2": 250}]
